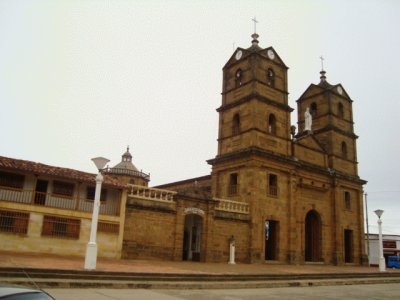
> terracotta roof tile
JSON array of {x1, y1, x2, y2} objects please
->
[{"x1": 0, "y1": 155, "x2": 124, "y2": 188}]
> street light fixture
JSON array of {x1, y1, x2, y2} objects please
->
[
  {"x1": 84, "y1": 157, "x2": 110, "y2": 270},
  {"x1": 374, "y1": 209, "x2": 385, "y2": 272}
]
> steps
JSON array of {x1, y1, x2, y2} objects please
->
[{"x1": 1, "y1": 267, "x2": 400, "y2": 289}]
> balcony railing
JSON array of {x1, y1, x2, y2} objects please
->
[
  {"x1": 127, "y1": 184, "x2": 176, "y2": 203},
  {"x1": 214, "y1": 198, "x2": 249, "y2": 214},
  {"x1": 0, "y1": 186, "x2": 121, "y2": 216}
]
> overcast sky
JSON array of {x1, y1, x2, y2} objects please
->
[{"x1": 0, "y1": 0, "x2": 399, "y2": 235}]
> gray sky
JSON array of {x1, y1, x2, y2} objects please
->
[{"x1": 0, "y1": 0, "x2": 399, "y2": 235}]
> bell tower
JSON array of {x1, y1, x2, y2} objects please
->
[
  {"x1": 296, "y1": 67, "x2": 359, "y2": 176},
  {"x1": 217, "y1": 33, "x2": 293, "y2": 158},
  {"x1": 208, "y1": 31, "x2": 294, "y2": 202}
]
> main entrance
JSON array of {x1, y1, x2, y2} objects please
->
[
  {"x1": 265, "y1": 220, "x2": 278, "y2": 260},
  {"x1": 305, "y1": 210, "x2": 322, "y2": 262},
  {"x1": 182, "y1": 214, "x2": 202, "y2": 261}
]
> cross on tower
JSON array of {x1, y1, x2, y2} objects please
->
[
  {"x1": 251, "y1": 17, "x2": 259, "y2": 33},
  {"x1": 320, "y1": 56, "x2": 325, "y2": 71}
]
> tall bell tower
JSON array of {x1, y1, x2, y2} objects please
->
[{"x1": 216, "y1": 32, "x2": 293, "y2": 159}]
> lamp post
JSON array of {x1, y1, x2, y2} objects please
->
[
  {"x1": 374, "y1": 209, "x2": 385, "y2": 272},
  {"x1": 84, "y1": 157, "x2": 109, "y2": 270}
]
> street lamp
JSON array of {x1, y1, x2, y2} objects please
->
[
  {"x1": 84, "y1": 157, "x2": 109, "y2": 270},
  {"x1": 374, "y1": 209, "x2": 385, "y2": 272}
]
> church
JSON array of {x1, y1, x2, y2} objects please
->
[
  {"x1": 120, "y1": 32, "x2": 367, "y2": 265},
  {"x1": 0, "y1": 31, "x2": 367, "y2": 265}
]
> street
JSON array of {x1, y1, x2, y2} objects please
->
[{"x1": 45, "y1": 283, "x2": 400, "y2": 300}]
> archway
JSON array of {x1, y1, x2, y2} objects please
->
[
  {"x1": 305, "y1": 210, "x2": 322, "y2": 262},
  {"x1": 182, "y1": 214, "x2": 203, "y2": 261}
]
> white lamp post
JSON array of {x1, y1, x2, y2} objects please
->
[
  {"x1": 84, "y1": 157, "x2": 109, "y2": 270},
  {"x1": 374, "y1": 209, "x2": 385, "y2": 272}
]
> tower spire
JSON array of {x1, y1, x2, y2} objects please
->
[
  {"x1": 251, "y1": 17, "x2": 259, "y2": 46},
  {"x1": 319, "y1": 56, "x2": 327, "y2": 82}
]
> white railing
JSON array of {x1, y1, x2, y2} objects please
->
[
  {"x1": 0, "y1": 187, "x2": 120, "y2": 216},
  {"x1": 127, "y1": 184, "x2": 176, "y2": 203},
  {"x1": 214, "y1": 198, "x2": 249, "y2": 214}
]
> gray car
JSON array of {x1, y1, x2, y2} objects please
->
[{"x1": 0, "y1": 286, "x2": 54, "y2": 300}]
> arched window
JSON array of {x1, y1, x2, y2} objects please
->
[
  {"x1": 235, "y1": 69, "x2": 242, "y2": 88},
  {"x1": 232, "y1": 113, "x2": 240, "y2": 135},
  {"x1": 267, "y1": 68, "x2": 275, "y2": 87},
  {"x1": 268, "y1": 114, "x2": 276, "y2": 134},
  {"x1": 310, "y1": 102, "x2": 318, "y2": 116},
  {"x1": 338, "y1": 103, "x2": 344, "y2": 118},
  {"x1": 341, "y1": 141, "x2": 348, "y2": 158}
]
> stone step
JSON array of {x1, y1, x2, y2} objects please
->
[{"x1": 1, "y1": 276, "x2": 400, "y2": 290}]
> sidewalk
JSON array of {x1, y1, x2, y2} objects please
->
[{"x1": 1, "y1": 251, "x2": 398, "y2": 275}]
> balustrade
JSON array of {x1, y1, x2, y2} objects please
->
[
  {"x1": 214, "y1": 198, "x2": 249, "y2": 214},
  {"x1": 127, "y1": 184, "x2": 176, "y2": 202},
  {"x1": 0, "y1": 186, "x2": 120, "y2": 216}
]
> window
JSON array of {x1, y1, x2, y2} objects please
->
[
  {"x1": 267, "y1": 68, "x2": 275, "y2": 87},
  {"x1": 341, "y1": 141, "x2": 348, "y2": 158},
  {"x1": 228, "y1": 173, "x2": 238, "y2": 195},
  {"x1": 0, "y1": 171, "x2": 24, "y2": 189},
  {"x1": 98, "y1": 222, "x2": 119, "y2": 234},
  {"x1": 338, "y1": 103, "x2": 344, "y2": 118},
  {"x1": 310, "y1": 102, "x2": 318, "y2": 116},
  {"x1": 344, "y1": 192, "x2": 351, "y2": 209},
  {"x1": 268, "y1": 174, "x2": 278, "y2": 196},
  {"x1": 0, "y1": 210, "x2": 29, "y2": 234},
  {"x1": 232, "y1": 113, "x2": 241, "y2": 135},
  {"x1": 42, "y1": 216, "x2": 80, "y2": 239},
  {"x1": 235, "y1": 69, "x2": 242, "y2": 87},
  {"x1": 86, "y1": 186, "x2": 107, "y2": 202},
  {"x1": 52, "y1": 181, "x2": 74, "y2": 197},
  {"x1": 268, "y1": 114, "x2": 276, "y2": 134}
]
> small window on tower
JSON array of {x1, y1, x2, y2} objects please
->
[
  {"x1": 228, "y1": 173, "x2": 238, "y2": 195},
  {"x1": 344, "y1": 191, "x2": 351, "y2": 210},
  {"x1": 235, "y1": 69, "x2": 242, "y2": 87},
  {"x1": 268, "y1": 174, "x2": 278, "y2": 196},
  {"x1": 338, "y1": 103, "x2": 344, "y2": 118},
  {"x1": 268, "y1": 114, "x2": 276, "y2": 134},
  {"x1": 267, "y1": 68, "x2": 275, "y2": 87},
  {"x1": 232, "y1": 113, "x2": 241, "y2": 135},
  {"x1": 310, "y1": 102, "x2": 318, "y2": 116},
  {"x1": 341, "y1": 141, "x2": 348, "y2": 158}
]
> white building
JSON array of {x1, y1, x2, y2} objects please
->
[{"x1": 366, "y1": 234, "x2": 400, "y2": 266}]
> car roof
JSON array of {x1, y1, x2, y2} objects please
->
[{"x1": 0, "y1": 286, "x2": 42, "y2": 297}]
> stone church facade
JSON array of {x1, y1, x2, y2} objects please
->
[{"x1": 121, "y1": 33, "x2": 367, "y2": 265}]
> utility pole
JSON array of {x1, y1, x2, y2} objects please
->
[{"x1": 365, "y1": 192, "x2": 370, "y2": 266}]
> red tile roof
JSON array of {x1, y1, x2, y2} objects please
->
[{"x1": 0, "y1": 155, "x2": 124, "y2": 188}]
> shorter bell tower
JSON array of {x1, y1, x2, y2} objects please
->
[{"x1": 296, "y1": 68, "x2": 359, "y2": 176}]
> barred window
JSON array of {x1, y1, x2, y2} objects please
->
[
  {"x1": 0, "y1": 210, "x2": 29, "y2": 234},
  {"x1": 98, "y1": 222, "x2": 119, "y2": 234},
  {"x1": 268, "y1": 174, "x2": 278, "y2": 196},
  {"x1": 86, "y1": 186, "x2": 107, "y2": 202},
  {"x1": 0, "y1": 171, "x2": 24, "y2": 189},
  {"x1": 42, "y1": 216, "x2": 80, "y2": 239},
  {"x1": 228, "y1": 173, "x2": 238, "y2": 195},
  {"x1": 52, "y1": 181, "x2": 74, "y2": 197}
]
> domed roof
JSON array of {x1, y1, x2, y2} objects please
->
[{"x1": 112, "y1": 146, "x2": 138, "y2": 171}]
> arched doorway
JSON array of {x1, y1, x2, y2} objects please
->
[
  {"x1": 182, "y1": 214, "x2": 203, "y2": 261},
  {"x1": 305, "y1": 210, "x2": 322, "y2": 262}
]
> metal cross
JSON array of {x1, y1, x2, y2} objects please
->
[
  {"x1": 251, "y1": 17, "x2": 259, "y2": 33},
  {"x1": 320, "y1": 56, "x2": 325, "y2": 71}
]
